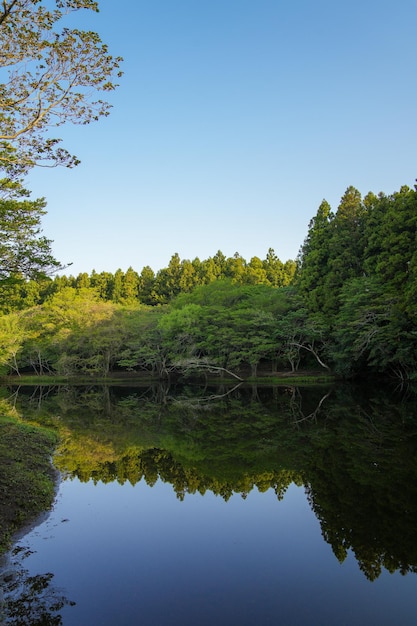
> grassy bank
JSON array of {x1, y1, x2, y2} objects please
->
[{"x1": 0, "y1": 416, "x2": 58, "y2": 554}]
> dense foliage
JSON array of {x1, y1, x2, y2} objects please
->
[
  {"x1": 296, "y1": 183, "x2": 417, "y2": 379},
  {"x1": 0, "y1": 178, "x2": 63, "y2": 284},
  {"x1": 0, "y1": 273, "x2": 305, "y2": 379},
  {"x1": 0, "y1": 411, "x2": 57, "y2": 552},
  {"x1": 0, "y1": 181, "x2": 416, "y2": 380},
  {"x1": 0, "y1": 248, "x2": 296, "y2": 310},
  {"x1": 0, "y1": 10, "x2": 415, "y2": 380}
]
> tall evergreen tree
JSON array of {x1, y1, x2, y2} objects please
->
[
  {"x1": 0, "y1": 179, "x2": 62, "y2": 283},
  {"x1": 364, "y1": 185, "x2": 417, "y2": 303},
  {"x1": 323, "y1": 186, "x2": 366, "y2": 313},
  {"x1": 296, "y1": 199, "x2": 333, "y2": 312}
]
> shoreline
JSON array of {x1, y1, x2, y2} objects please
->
[
  {"x1": 0, "y1": 462, "x2": 61, "y2": 619},
  {"x1": 0, "y1": 418, "x2": 59, "y2": 556},
  {"x1": 0, "y1": 369, "x2": 337, "y2": 387}
]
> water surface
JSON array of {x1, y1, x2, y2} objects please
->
[{"x1": 2, "y1": 383, "x2": 417, "y2": 625}]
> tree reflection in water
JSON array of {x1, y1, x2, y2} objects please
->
[
  {"x1": 1, "y1": 545, "x2": 75, "y2": 625},
  {"x1": 5, "y1": 381, "x2": 417, "y2": 581}
]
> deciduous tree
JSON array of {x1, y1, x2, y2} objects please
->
[{"x1": 0, "y1": 0, "x2": 122, "y2": 174}]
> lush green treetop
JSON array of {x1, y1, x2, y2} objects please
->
[{"x1": 0, "y1": 179, "x2": 62, "y2": 283}]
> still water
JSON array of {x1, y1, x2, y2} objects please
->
[{"x1": 2, "y1": 383, "x2": 417, "y2": 624}]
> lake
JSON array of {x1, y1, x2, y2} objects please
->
[{"x1": 1, "y1": 382, "x2": 417, "y2": 625}]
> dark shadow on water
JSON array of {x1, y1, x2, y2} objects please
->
[{"x1": 0, "y1": 545, "x2": 75, "y2": 625}]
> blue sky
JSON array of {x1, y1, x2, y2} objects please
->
[{"x1": 26, "y1": 0, "x2": 417, "y2": 276}]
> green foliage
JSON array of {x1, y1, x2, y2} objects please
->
[
  {"x1": 364, "y1": 185, "x2": 417, "y2": 315},
  {"x1": 0, "y1": 415, "x2": 58, "y2": 553},
  {"x1": 0, "y1": 0, "x2": 123, "y2": 174},
  {"x1": 297, "y1": 188, "x2": 366, "y2": 315},
  {"x1": 297, "y1": 181, "x2": 417, "y2": 378},
  {"x1": 332, "y1": 276, "x2": 407, "y2": 376},
  {"x1": 275, "y1": 304, "x2": 331, "y2": 372},
  {"x1": 0, "y1": 278, "x2": 329, "y2": 379},
  {"x1": 0, "y1": 311, "x2": 29, "y2": 374},
  {"x1": 0, "y1": 179, "x2": 62, "y2": 285},
  {"x1": 296, "y1": 199, "x2": 333, "y2": 312},
  {"x1": 172, "y1": 279, "x2": 290, "y2": 313},
  {"x1": 164, "y1": 282, "x2": 299, "y2": 376},
  {"x1": 5, "y1": 248, "x2": 295, "y2": 312},
  {"x1": 1, "y1": 177, "x2": 416, "y2": 381},
  {"x1": 117, "y1": 307, "x2": 171, "y2": 377}
]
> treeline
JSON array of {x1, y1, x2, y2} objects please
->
[
  {"x1": 296, "y1": 183, "x2": 417, "y2": 378},
  {"x1": 0, "y1": 249, "x2": 296, "y2": 312},
  {"x1": 0, "y1": 281, "x2": 316, "y2": 378},
  {"x1": 0, "y1": 181, "x2": 416, "y2": 380}
]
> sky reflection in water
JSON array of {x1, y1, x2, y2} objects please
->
[{"x1": 14, "y1": 477, "x2": 417, "y2": 626}]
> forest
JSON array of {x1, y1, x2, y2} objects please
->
[
  {"x1": 0, "y1": 2, "x2": 415, "y2": 383},
  {"x1": 1, "y1": 181, "x2": 416, "y2": 382}
]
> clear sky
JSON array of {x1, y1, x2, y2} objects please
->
[{"x1": 26, "y1": 0, "x2": 417, "y2": 276}]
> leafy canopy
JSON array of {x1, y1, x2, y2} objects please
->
[
  {"x1": 0, "y1": 178, "x2": 62, "y2": 281},
  {"x1": 0, "y1": 0, "x2": 123, "y2": 175}
]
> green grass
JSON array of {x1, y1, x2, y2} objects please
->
[{"x1": 0, "y1": 416, "x2": 58, "y2": 554}]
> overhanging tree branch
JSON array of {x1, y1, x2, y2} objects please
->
[
  {"x1": 173, "y1": 357, "x2": 244, "y2": 381},
  {"x1": 289, "y1": 341, "x2": 330, "y2": 370},
  {"x1": 0, "y1": 1, "x2": 122, "y2": 174}
]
